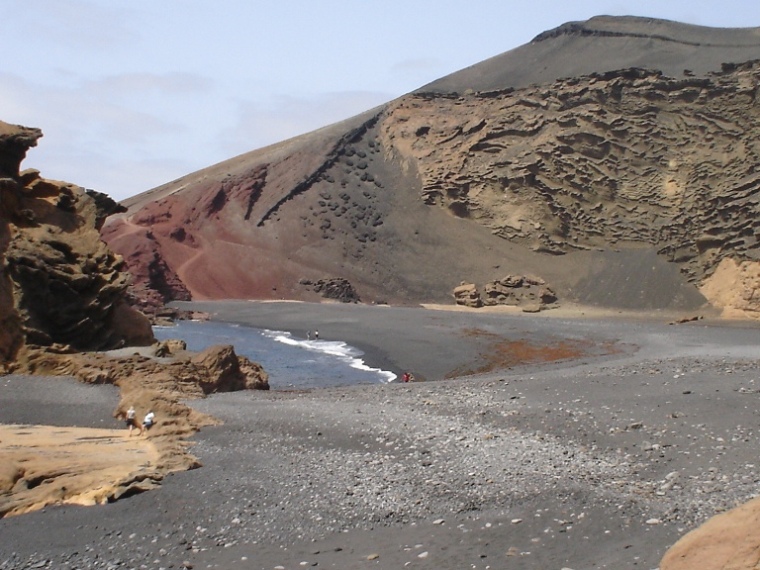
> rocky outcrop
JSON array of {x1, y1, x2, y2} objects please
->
[
  {"x1": 455, "y1": 276, "x2": 558, "y2": 311},
  {"x1": 0, "y1": 120, "x2": 154, "y2": 369},
  {"x1": 0, "y1": 122, "x2": 273, "y2": 516},
  {"x1": 660, "y1": 496, "x2": 760, "y2": 570},
  {"x1": 453, "y1": 283, "x2": 481, "y2": 308},
  {"x1": 699, "y1": 257, "x2": 760, "y2": 319},
  {"x1": 385, "y1": 63, "x2": 760, "y2": 281},
  {"x1": 1, "y1": 341, "x2": 268, "y2": 517},
  {"x1": 12, "y1": 343, "x2": 269, "y2": 395},
  {"x1": 483, "y1": 275, "x2": 558, "y2": 310},
  {"x1": 299, "y1": 277, "x2": 361, "y2": 303},
  {"x1": 190, "y1": 344, "x2": 270, "y2": 392}
]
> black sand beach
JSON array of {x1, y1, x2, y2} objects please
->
[{"x1": 2, "y1": 302, "x2": 760, "y2": 570}]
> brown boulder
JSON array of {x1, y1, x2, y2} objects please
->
[
  {"x1": 661, "y1": 496, "x2": 760, "y2": 570},
  {"x1": 190, "y1": 345, "x2": 269, "y2": 392},
  {"x1": 300, "y1": 277, "x2": 361, "y2": 303},
  {"x1": 453, "y1": 283, "x2": 482, "y2": 308},
  {"x1": 153, "y1": 338, "x2": 187, "y2": 357},
  {"x1": 482, "y1": 275, "x2": 558, "y2": 311}
]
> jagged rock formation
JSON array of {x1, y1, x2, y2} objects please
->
[
  {"x1": 453, "y1": 283, "x2": 482, "y2": 308},
  {"x1": 454, "y1": 276, "x2": 558, "y2": 312},
  {"x1": 1, "y1": 342, "x2": 268, "y2": 517},
  {"x1": 0, "y1": 121, "x2": 273, "y2": 516},
  {"x1": 483, "y1": 275, "x2": 558, "y2": 311},
  {"x1": 0, "y1": 121, "x2": 154, "y2": 368},
  {"x1": 15, "y1": 342, "x2": 269, "y2": 396},
  {"x1": 299, "y1": 277, "x2": 361, "y2": 303},
  {"x1": 390, "y1": 63, "x2": 760, "y2": 284},
  {"x1": 102, "y1": 16, "x2": 760, "y2": 317}
]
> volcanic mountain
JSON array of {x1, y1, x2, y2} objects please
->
[{"x1": 102, "y1": 16, "x2": 760, "y2": 317}]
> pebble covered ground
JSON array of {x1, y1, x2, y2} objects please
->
[{"x1": 2, "y1": 315, "x2": 760, "y2": 570}]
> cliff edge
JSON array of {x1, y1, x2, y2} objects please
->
[{"x1": 0, "y1": 120, "x2": 154, "y2": 370}]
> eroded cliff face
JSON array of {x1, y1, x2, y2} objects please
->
[
  {"x1": 381, "y1": 62, "x2": 760, "y2": 299},
  {"x1": 0, "y1": 121, "x2": 154, "y2": 368},
  {"x1": 0, "y1": 122, "x2": 273, "y2": 516},
  {"x1": 102, "y1": 18, "x2": 760, "y2": 318},
  {"x1": 105, "y1": 62, "x2": 760, "y2": 317}
]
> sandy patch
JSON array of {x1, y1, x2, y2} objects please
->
[
  {"x1": 0, "y1": 423, "x2": 159, "y2": 517},
  {"x1": 420, "y1": 301, "x2": 704, "y2": 321},
  {"x1": 700, "y1": 257, "x2": 760, "y2": 319}
]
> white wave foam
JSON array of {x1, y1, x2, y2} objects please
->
[{"x1": 262, "y1": 329, "x2": 396, "y2": 383}]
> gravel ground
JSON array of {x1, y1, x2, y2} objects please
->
[
  {"x1": 0, "y1": 375, "x2": 121, "y2": 428},
  {"x1": 2, "y1": 306, "x2": 760, "y2": 570}
]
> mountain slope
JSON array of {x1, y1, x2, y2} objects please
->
[
  {"x1": 421, "y1": 15, "x2": 760, "y2": 93},
  {"x1": 102, "y1": 16, "x2": 760, "y2": 317}
]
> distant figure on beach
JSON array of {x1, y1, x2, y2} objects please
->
[
  {"x1": 314, "y1": 329, "x2": 319, "y2": 340},
  {"x1": 125, "y1": 405, "x2": 141, "y2": 436},
  {"x1": 142, "y1": 411, "x2": 155, "y2": 432},
  {"x1": 307, "y1": 331, "x2": 311, "y2": 340},
  {"x1": 402, "y1": 372, "x2": 410, "y2": 383}
]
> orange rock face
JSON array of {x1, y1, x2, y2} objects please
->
[
  {"x1": 660, "y1": 497, "x2": 760, "y2": 570},
  {"x1": 0, "y1": 120, "x2": 154, "y2": 368}
]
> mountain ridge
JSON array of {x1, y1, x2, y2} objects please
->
[
  {"x1": 419, "y1": 15, "x2": 760, "y2": 94},
  {"x1": 103, "y1": 16, "x2": 760, "y2": 319}
]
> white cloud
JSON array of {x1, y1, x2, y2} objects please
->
[
  {"x1": 0, "y1": 72, "x2": 194, "y2": 199},
  {"x1": 30, "y1": 139, "x2": 196, "y2": 200},
  {"x1": 91, "y1": 72, "x2": 213, "y2": 95},
  {"x1": 392, "y1": 58, "x2": 443, "y2": 74},
  {"x1": 223, "y1": 90, "x2": 395, "y2": 157},
  {"x1": 7, "y1": 0, "x2": 135, "y2": 52}
]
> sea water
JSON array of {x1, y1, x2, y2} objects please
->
[{"x1": 153, "y1": 320, "x2": 396, "y2": 390}]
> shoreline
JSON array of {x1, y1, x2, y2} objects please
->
[
  {"x1": 2, "y1": 303, "x2": 760, "y2": 569},
  {"x1": 170, "y1": 299, "x2": 755, "y2": 383}
]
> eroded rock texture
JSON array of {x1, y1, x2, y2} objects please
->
[
  {"x1": 454, "y1": 276, "x2": 558, "y2": 312},
  {"x1": 384, "y1": 63, "x2": 760, "y2": 285},
  {"x1": 299, "y1": 277, "x2": 361, "y2": 303},
  {"x1": 0, "y1": 120, "x2": 154, "y2": 368},
  {"x1": 102, "y1": 17, "x2": 760, "y2": 317}
]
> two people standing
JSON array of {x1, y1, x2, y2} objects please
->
[{"x1": 124, "y1": 406, "x2": 156, "y2": 436}]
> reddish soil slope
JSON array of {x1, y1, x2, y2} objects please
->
[{"x1": 102, "y1": 16, "x2": 760, "y2": 316}]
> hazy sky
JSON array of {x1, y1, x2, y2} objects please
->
[{"x1": 5, "y1": 1, "x2": 760, "y2": 201}]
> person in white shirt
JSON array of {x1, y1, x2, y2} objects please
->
[
  {"x1": 142, "y1": 411, "x2": 156, "y2": 432},
  {"x1": 125, "y1": 405, "x2": 142, "y2": 436}
]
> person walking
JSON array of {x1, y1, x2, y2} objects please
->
[{"x1": 125, "y1": 405, "x2": 142, "y2": 436}]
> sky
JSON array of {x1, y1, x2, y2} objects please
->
[{"x1": 5, "y1": 1, "x2": 760, "y2": 201}]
